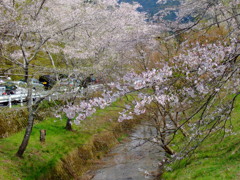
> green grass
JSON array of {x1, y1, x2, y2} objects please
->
[
  {"x1": 117, "y1": 133, "x2": 129, "y2": 142},
  {"x1": 163, "y1": 97, "x2": 240, "y2": 180},
  {"x1": 0, "y1": 99, "x2": 126, "y2": 180},
  {"x1": 0, "y1": 117, "x2": 90, "y2": 179}
]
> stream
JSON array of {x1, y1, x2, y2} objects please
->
[{"x1": 86, "y1": 125, "x2": 165, "y2": 180}]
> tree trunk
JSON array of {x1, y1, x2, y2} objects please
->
[
  {"x1": 16, "y1": 106, "x2": 35, "y2": 157},
  {"x1": 65, "y1": 118, "x2": 72, "y2": 131},
  {"x1": 168, "y1": 112, "x2": 189, "y2": 137},
  {"x1": 162, "y1": 144, "x2": 174, "y2": 155},
  {"x1": 16, "y1": 83, "x2": 34, "y2": 157},
  {"x1": 24, "y1": 65, "x2": 29, "y2": 82},
  {"x1": 46, "y1": 50, "x2": 59, "y2": 81}
]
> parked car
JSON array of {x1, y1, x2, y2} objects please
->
[
  {"x1": 0, "y1": 82, "x2": 17, "y2": 95},
  {"x1": 81, "y1": 74, "x2": 98, "y2": 88},
  {"x1": 12, "y1": 79, "x2": 44, "y2": 91},
  {"x1": 0, "y1": 79, "x2": 5, "y2": 84},
  {"x1": 0, "y1": 85, "x2": 6, "y2": 95},
  {"x1": 15, "y1": 86, "x2": 28, "y2": 95},
  {"x1": 39, "y1": 75, "x2": 57, "y2": 90},
  {"x1": 29, "y1": 78, "x2": 44, "y2": 90},
  {"x1": 60, "y1": 78, "x2": 81, "y2": 87}
]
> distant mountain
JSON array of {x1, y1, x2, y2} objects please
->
[{"x1": 119, "y1": 0, "x2": 180, "y2": 19}]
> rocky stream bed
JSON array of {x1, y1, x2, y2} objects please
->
[{"x1": 83, "y1": 125, "x2": 165, "y2": 180}]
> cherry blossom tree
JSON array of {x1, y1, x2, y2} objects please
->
[
  {"x1": 62, "y1": 36, "x2": 239, "y2": 166},
  {"x1": 55, "y1": 0, "x2": 157, "y2": 81},
  {"x1": 0, "y1": 0, "x2": 63, "y2": 157},
  {"x1": 1, "y1": 0, "x2": 156, "y2": 157},
  {"x1": 1, "y1": 0, "x2": 239, "y2": 168},
  {"x1": 61, "y1": 0, "x2": 240, "y2": 170},
  {"x1": 51, "y1": 0, "x2": 159, "y2": 130}
]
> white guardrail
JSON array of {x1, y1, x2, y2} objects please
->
[
  {"x1": 0, "y1": 92, "x2": 47, "y2": 108},
  {"x1": 0, "y1": 84, "x2": 104, "y2": 108},
  {"x1": 0, "y1": 93, "x2": 27, "y2": 104}
]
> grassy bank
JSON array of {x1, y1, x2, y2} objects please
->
[
  {"x1": 0, "y1": 100, "x2": 60, "y2": 138},
  {"x1": 163, "y1": 97, "x2": 240, "y2": 179},
  {"x1": 0, "y1": 99, "x2": 141, "y2": 180}
]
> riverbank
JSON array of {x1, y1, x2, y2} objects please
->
[
  {"x1": 0, "y1": 100, "x2": 60, "y2": 138},
  {"x1": 1, "y1": 97, "x2": 240, "y2": 179},
  {"x1": 0, "y1": 99, "x2": 143, "y2": 179},
  {"x1": 162, "y1": 97, "x2": 240, "y2": 179},
  {"x1": 81, "y1": 97, "x2": 240, "y2": 180}
]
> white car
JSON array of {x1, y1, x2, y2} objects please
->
[
  {"x1": 15, "y1": 86, "x2": 28, "y2": 95},
  {"x1": 12, "y1": 79, "x2": 44, "y2": 91}
]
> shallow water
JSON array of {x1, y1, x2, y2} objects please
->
[{"x1": 90, "y1": 125, "x2": 165, "y2": 180}]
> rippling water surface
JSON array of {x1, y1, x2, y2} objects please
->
[{"x1": 90, "y1": 125, "x2": 165, "y2": 180}]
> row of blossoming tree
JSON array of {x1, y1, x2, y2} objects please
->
[
  {"x1": 0, "y1": 0, "x2": 239, "y2": 168},
  {"x1": 0, "y1": 0, "x2": 156, "y2": 157},
  {"x1": 62, "y1": 0, "x2": 240, "y2": 169}
]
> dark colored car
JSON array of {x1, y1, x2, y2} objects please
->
[
  {"x1": 39, "y1": 75, "x2": 57, "y2": 90},
  {"x1": 81, "y1": 74, "x2": 97, "y2": 88},
  {"x1": 1, "y1": 82, "x2": 17, "y2": 95}
]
